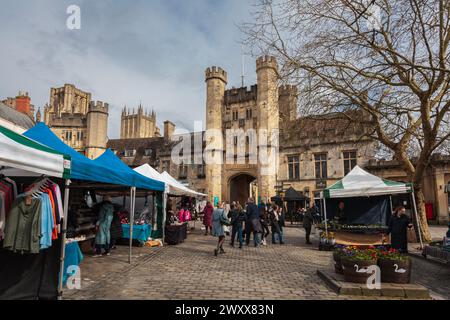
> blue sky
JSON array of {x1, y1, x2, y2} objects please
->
[{"x1": 0, "y1": 0, "x2": 258, "y2": 138}]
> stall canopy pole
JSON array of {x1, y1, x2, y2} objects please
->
[
  {"x1": 57, "y1": 179, "x2": 71, "y2": 300},
  {"x1": 162, "y1": 191, "x2": 167, "y2": 240},
  {"x1": 128, "y1": 187, "x2": 136, "y2": 264},
  {"x1": 321, "y1": 192, "x2": 328, "y2": 237},
  {"x1": 411, "y1": 187, "x2": 424, "y2": 249}
]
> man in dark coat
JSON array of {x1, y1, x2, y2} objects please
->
[
  {"x1": 386, "y1": 206, "x2": 413, "y2": 253},
  {"x1": 303, "y1": 205, "x2": 314, "y2": 245},
  {"x1": 245, "y1": 197, "x2": 262, "y2": 247}
]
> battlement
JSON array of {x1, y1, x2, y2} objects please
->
[
  {"x1": 224, "y1": 85, "x2": 257, "y2": 105},
  {"x1": 279, "y1": 84, "x2": 298, "y2": 96},
  {"x1": 88, "y1": 101, "x2": 109, "y2": 112},
  {"x1": 256, "y1": 55, "x2": 278, "y2": 71},
  {"x1": 205, "y1": 66, "x2": 228, "y2": 83}
]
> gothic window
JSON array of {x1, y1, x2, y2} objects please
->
[
  {"x1": 288, "y1": 155, "x2": 300, "y2": 180},
  {"x1": 179, "y1": 164, "x2": 188, "y2": 179},
  {"x1": 65, "y1": 131, "x2": 72, "y2": 141},
  {"x1": 197, "y1": 164, "x2": 206, "y2": 178},
  {"x1": 315, "y1": 153, "x2": 328, "y2": 179},
  {"x1": 144, "y1": 148, "x2": 153, "y2": 156},
  {"x1": 76, "y1": 131, "x2": 83, "y2": 141},
  {"x1": 343, "y1": 150, "x2": 357, "y2": 175}
]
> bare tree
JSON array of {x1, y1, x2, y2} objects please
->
[{"x1": 242, "y1": 0, "x2": 450, "y2": 241}]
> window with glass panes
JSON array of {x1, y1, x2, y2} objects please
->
[
  {"x1": 343, "y1": 151, "x2": 357, "y2": 175},
  {"x1": 179, "y1": 164, "x2": 188, "y2": 178},
  {"x1": 314, "y1": 153, "x2": 328, "y2": 179},
  {"x1": 161, "y1": 160, "x2": 170, "y2": 172},
  {"x1": 288, "y1": 155, "x2": 300, "y2": 180}
]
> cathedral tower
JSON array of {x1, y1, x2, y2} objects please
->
[{"x1": 86, "y1": 101, "x2": 109, "y2": 159}]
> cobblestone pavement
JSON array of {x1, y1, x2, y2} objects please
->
[{"x1": 64, "y1": 224, "x2": 449, "y2": 300}]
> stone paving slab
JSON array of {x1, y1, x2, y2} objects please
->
[{"x1": 63, "y1": 224, "x2": 449, "y2": 300}]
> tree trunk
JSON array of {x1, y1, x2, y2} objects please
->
[{"x1": 414, "y1": 187, "x2": 432, "y2": 243}]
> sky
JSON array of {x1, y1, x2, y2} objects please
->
[{"x1": 0, "y1": 0, "x2": 258, "y2": 139}]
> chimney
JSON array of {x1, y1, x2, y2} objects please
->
[
  {"x1": 164, "y1": 120, "x2": 175, "y2": 140},
  {"x1": 15, "y1": 91, "x2": 31, "y2": 116}
]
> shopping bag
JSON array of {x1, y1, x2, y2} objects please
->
[{"x1": 311, "y1": 224, "x2": 316, "y2": 235}]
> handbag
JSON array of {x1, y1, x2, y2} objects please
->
[{"x1": 219, "y1": 210, "x2": 231, "y2": 226}]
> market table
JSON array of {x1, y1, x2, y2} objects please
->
[
  {"x1": 332, "y1": 231, "x2": 389, "y2": 246},
  {"x1": 164, "y1": 223, "x2": 188, "y2": 245},
  {"x1": 121, "y1": 224, "x2": 152, "y2": 242}
]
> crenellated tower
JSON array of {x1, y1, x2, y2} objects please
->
[
  {"x1": 86, "y1": 101, "x2": 109, "y2": 159},
  {"x1": 256, "y1": 55, "x2": 280, "y2": 202},
  {"x1": 120, "y1": 104, "x2": 160, "y2": 139},
  {"x1": 205, "y1": 66, "x2": 227, "y2": 202}
]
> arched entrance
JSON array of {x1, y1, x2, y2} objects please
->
[{"x1": 229, "y1": 174, "x2": 257, "y2": 205}]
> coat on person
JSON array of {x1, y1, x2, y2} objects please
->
[
  {"x1": 212, "y1": 208, "x2": 230, "y2": 237},
  {"x1": 246, "y1": 202, "x2": 263, "y2": 233},
  {"x1": 95, "y1": 201, "x2": 114, "y2": 246},
  {"x1": 387, "y1": 214, "x2": 412, "y2": 252},
  {"x1": 202, "y1": 203, "x2": 214, "y2": 228}
]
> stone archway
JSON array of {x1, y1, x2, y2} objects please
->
[{"x1": 229, "y1": 174, "x2": 257, "y2": 205}]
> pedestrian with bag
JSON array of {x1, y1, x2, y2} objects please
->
[
  {"x1": 245, "y1": 197, "x2": 263, "y2": 247},
  {"x1": 212, "y1": 202, "x2": 231, "y2": 256},
  {"x1": 269, "y1": 204, "x2": 284, "y2": 244}
]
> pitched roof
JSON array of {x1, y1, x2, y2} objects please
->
[{"x1": 0, "y1": 102, "x2": 34, "y2": 129}]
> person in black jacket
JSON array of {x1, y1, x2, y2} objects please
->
[
  {"x1": 386, "y1": 206, "x2": 413, "y2": 253},
  {"x1": 109, "y1": 204, "x2": 123, "y2": 250},
  {"x1": 245, "y1": 197, "x2": 263, "y2": 247},
  {"x1": 259, "y1": 202, "x2": 270, "y2": 246},
  {"x1": 229, "y1": 203, "x2": 247, "y2": 248}
]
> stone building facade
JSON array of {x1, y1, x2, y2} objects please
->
[
  {"x1": 120, "y1": 105, "x2": 160, "y2": 139},
  {"x1": 366, "y1": 156, "x2": 450, "y2": 224},
  {"x1": 43, "y1": 84, "x2": 109, "y2": 159}
]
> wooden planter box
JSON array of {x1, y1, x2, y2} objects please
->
[
  {"x1": 341, "y1": 257, "x2": 377, "y2": 283},
  {"x1": 378, "y1": 258, "x2": 411, "y2": 284}
]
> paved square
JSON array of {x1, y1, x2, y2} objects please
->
[{"x1": 63, "y1": 224, "x2": 450, "y2": 300}]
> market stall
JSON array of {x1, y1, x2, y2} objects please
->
[
  {"x1": 319, "y1": 166, "x2": 423, "y2": 248},
  {"x1": 23, "y1": 124, "x2": 165, "y2": 282},
  {"x1": 0, "y1": 124, "x2": 72, "y2": 300},
  {"x1": 134, "y1": 165, "x2": 206, "y2": 244}
]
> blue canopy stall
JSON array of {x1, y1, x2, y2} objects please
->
[
  {"x1": 23, "y1": 123, "x2": 165, "y2": 270},
  {"x1": 93, "y1": 149, "x2": 167, "y2": 251}
]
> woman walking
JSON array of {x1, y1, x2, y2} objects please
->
[
  {"x1": 212, "y1": 202, "x2": 231, "y2": 256},
  {"x1": 202, "y1": 201, "x2": 214, "y2": 235}
]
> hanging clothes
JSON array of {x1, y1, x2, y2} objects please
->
[
  {"x1": 39, "y1": 193, "x2": 53, "y2": 250},
  {"x1": 0, "y1": 177, "x2": 17, "y2": 240},
  {"x1": 3, "y1": 196, "x2": 42, "y2": 254}
]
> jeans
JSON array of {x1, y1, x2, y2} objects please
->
[
  {"x1": 254, "y1": 232, "x2": 262, "y2": 247},
  {"x1": 271, "y1": 226, "x2": 284, "y2": 243},
  {"x1": 231, "y1": 224, "x2": 243, "y2": 247}
]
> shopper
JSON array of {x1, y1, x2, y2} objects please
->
[
  {"x1": 202, "y1": 201, "x2": 214, "y2": 235},
  {"x1": 109, "y1": 206, "x2": 123, "y2": 250},
  {"x1": 259, "y1": 203, "x2": 270, "y2": 246},
  {"x1": 94, "y1": 196, "x2": 114, "y2": 257},
  {"x1": 230, "y1": 203, "x2": 246, "y2": 248},
  {"x1": 245, "y1": 197, "x2": 262, "y2": 247},
  {"x1": 386, "y1": 206, "x2": 413, "y2": 253},
  {"x1": 212, "y1": 202, "x2": 230, "y2": 256},
  {"x1": 303, "y1": 205, "x2": 314, "y2": 245},
  {"x1": 269, "y1": 204, "x2": 284, "y2": 244}
]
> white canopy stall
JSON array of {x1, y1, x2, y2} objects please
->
[{"x1": 320, "y1": 166, "x2": 423, "y2": 248}]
